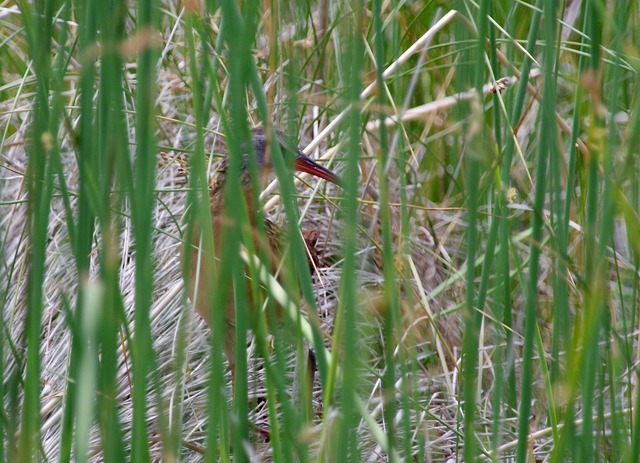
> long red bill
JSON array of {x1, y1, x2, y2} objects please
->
[{"x1": 294, "y1": 150, "x2": 342, "y2": 186}]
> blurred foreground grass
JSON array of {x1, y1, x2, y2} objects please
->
[{"x1": 2, "y1": 1, "x2": 640, "y2": 462}]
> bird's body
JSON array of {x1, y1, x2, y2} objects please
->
[{"x1": 184, "y1": 127, "x2": 339, "y2": 374}]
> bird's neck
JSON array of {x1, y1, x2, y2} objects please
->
[{"x1": 209, "y1": 169, "x2": 261, "y2": 227}]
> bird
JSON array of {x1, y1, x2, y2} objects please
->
[{"x1": 183, "y1": 126, "x2": 340, "y2": 378}]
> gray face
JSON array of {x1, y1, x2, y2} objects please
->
[
  {"x1": 218, "y1": 128, "x2": 294, "y2": 191},
  {"x1": 244, "y1": 128, "x2": 293, "y2": 170}
]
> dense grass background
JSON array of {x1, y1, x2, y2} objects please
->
[{"x1": 2, "y1": 0, "x2": 640, "y2": 461}]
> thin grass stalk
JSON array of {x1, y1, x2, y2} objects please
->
[
  {"x1": 241, "y1": 17, "x2": 308, "y2": 463},
  {"x1": 534, "y1": 320, "x2": 558, "y2": 437},
  {"x1": 575, "y1": 0, "x2": 619, "y2": 458},
  {"x1": 551, "y1": 11, "x2": 591, "y2": 455},
  {"x1": 515, "y1": 0, "x2": 556, "y2": 461},
  {"x1": 330, "y1": 2, "x2": 364, "y2": 459},
  {"x1": 74, "y1": 281, "x2": 103, "y2": 463},
  {"x1": 267, "y1": 11, "x2": 307, "y2": 447},
  {"x1": 16, "y1": 1, "x2": 56, "y2": 460},
  {"x1": 47, "y1": 3, "x2": 77, "y2": 263},
  {"x1": 157, "y1": 12, "x2": 200, "y2": 456},
  {"x1": 237, "y1": 136, "x2": 305, "y2": 459},
  {"x1": 231, "y1": 259, "x2": 250, "y2": 463},
  {"x1": 589, "y1": 0, "x2": 627, "y2": 456},
  {"x1": 577, "y1": 33, "x2": 600, "y2": 463},
  {"x1": 629, "y1": 16, "x2": 640, "y2": 463},
  {"x1": 462, "y1": 2, "x2": 510, "y2": 456},
  {"x1": 388, "y1": 61, "x2": 417, "y2": 463},
  {"x1": 251, "y1": 151, "x2": 299, "y2": 455},
  {"x1": 254, "y1": 84, "x2": 312, "y2": 463},
  {"x1": 371, "y1": 0, "x2": 400, "y2": 459},
  {"x1": 537, "y1": 0, "x2": 564, "y2": 440},
  {"x1": 57, "y1": 0, "x2": 98, "y2": 457},
  {"x1": 605, "y1": 338, "x2": 623, "y2": 460},
  {"x1": 3, "y1": 324, "x2": 21, "y2": 462},
  {"x1": 496, "y1": 0, "x2": 543, "y2": 440},
  {"x1": 549, "y1": 38, "x2": 571, "y2": 410},
  {"x1": 214, "y1": 1, "x2": 257, "y2": 459},
  {"x1": 459, "y1": 78, "x2": 482, "y2": 463},
  {"x1": 247, "y1": 170, "x2": 295, "y2": 459},
  {"x1": 93, "y1": 2, "x2": 131, "y2": 460},
  {"x1": 130, "y1": 1, "x2": 160, "y2": 461},
  {"x1": 540, "y1": 0, "x2": 565, "y2": 444},
  {"x1": 612, "y1": 261, "x2": 636, "y2": 454},
  {"x1": 457, "y1": 1, "x2": 489, "y2": 461},
  {"x1": 286, "y1": 68, "x2": 316, "y2": 438},
  {"x1": 382, "y1": 2, "x2": 433, "y2": 451},
  {"x1": 602, "y1": 0, "x2": 628, "y2": 456},
  {"x1": 230, "y1": 13, "x2": 265, "y2": 461},
  {"x1": 280, "y1": 54, "x2": 319, "y2": 445},
  {"x1": 253, "y1": 313, "x2": 286, "y2": 462},
  {"x1": 255, "y1": 18, "x2": 331, "y2": 454},
  {"x1": 24, "y1": 3, "x2": 87, "y2": 462},
  {"x1": 181, "y1": 7, "x2": 231, "y2": 461},
  {"x1": 485, "y1": 0, "x2": 511, "y2": 453},
  {"x1": 393, "y1": 79, "x2": 415, "y2": 463},
  {"x1": 0, "y1": 52, "x2": 38, "y2": 461}
]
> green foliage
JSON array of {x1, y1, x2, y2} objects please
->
[{"x1": 2, "y1": 0, "x2": 640, "y2": 462}]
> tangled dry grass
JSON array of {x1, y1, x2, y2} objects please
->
[
  {"x1": 1, "y1": 68, "x2": 469, "y2": 460},
  {"x1": 6, "y1": 2, "x2": 621, "y2": 461}
]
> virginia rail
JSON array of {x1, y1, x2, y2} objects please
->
[{"x1": 184, "y1": 127, "x2": 340, "y2": 376}]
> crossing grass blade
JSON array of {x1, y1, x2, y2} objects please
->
[{"x1": 3, "y1": 1, "x2": 640, "y2": 461}]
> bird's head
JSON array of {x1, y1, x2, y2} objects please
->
[{"x1": 246, "y1": 127, "x2": 341, "y2": 186}]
